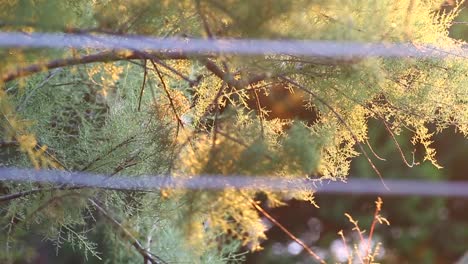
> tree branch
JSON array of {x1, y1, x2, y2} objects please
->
[
  {"x1": 282, "y1": 77, "x2": 389, "y2": 190},
  {"x1": 1, "y1": 50, "x2": 189, "y2": 83},
  {"x1": 149, "y1": 60, "x2": 185, "y2": 130},
  {"x1": 138, "y1": 59, "x2": 148, "y2": 111},
  {"x1": 0, "y1": 185, "x2": 83, "y2": 203},
  {"x1": 88, "y1": 198, "x2": 167, "y2": 264}
]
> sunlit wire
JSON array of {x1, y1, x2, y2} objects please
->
[
  {"x1": 0, "y1": 32, "x2": 467, "y2": 58},
  {"x1": 1, "y1": 167, "x2": 468, "y2": 198}
]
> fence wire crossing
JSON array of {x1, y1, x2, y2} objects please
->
[
  {"x1": 0, "y1": 168, "x2": 468, "y2": 198},
  {"x1": 1, "y1": 32, "x2": 468, "y2": 58}
]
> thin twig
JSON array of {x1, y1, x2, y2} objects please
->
[
  {"x1": 81, "y1": 135, "x2": 137, "y2": 172},
  {"x1": 323, "y1": 80, "x2": 418, "y2": 168},
  {"x1": 138, "y1": 59, "x2": 148, "y2": 111},
  {"x1": 206, "y1": 83, "x2": 227, "y2": 162},
  {"x1": 149, "y1": 60, "x2": 185, "y2": 130},
  {"x1": 247, "y1": 196, "x2": 325, "y2": 264},
  {"x1": 88, "y1": 198, "x2": 167, "y2": 264},
  {"x1": 195, "y1": 0, "x2": 214, "y2": 38},
  {"x1": 16, "y1": 68, "x2": 62, "y2": 111},
  {"x1": 338, "y1": 230, "x2": 352, "y2": 264},
  {"x1": 365, "y1": 139, "x2": 386, "y2": 161},
  {"x1": 382, "y1": 118, "x2": 418, "y2": 168},
  {"x1": 344, "y1": 213, "x2": 366, "y2": 263},
  {"x1": 0, "y1": 187, "x2": 75, "y2": 202},
  {"x1": 138, "y1": 51, "x2": 195, "y2": 85},
  {"x1": 2, "y1": 51, "x2": 189, "y2": 83},
  {"x1": 282, "y1": 77, "x2": 389, "y2": 190},
  {"x1": 252, "y1": 86, "x2": 265, "y2": 138}
]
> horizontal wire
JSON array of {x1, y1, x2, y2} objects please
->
[
  {"x1": 0, "y1": 33, "x2": 467, "y2": 198},
  {"x1": 0, "y1": 167, "x2": 468, "y2": 198},
  {"x1": 0, "y1": 32, "x2": 467, "y2": 58}
]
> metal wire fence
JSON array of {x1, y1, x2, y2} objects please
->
[
  {"x1": 0, "y1": 32, "x2": 467, "y2": 58},
  {"x1": 1, "y1": 168, "x2": 468, "y2": 199},
  {"x1": 0, "y1": 31, "x2": 467, "y2": 199}
]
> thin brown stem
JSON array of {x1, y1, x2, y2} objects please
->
[
  {"x1": 149, "y1": 60, "x2": 185, "y2": 130},
  {"x1": 140, "y1": 52, "x2": 195, "y2": 85},
  {"x1": 382, "y1": 121, "x2": 418, "y2": 167},
  {"x1": 366, "y1": 197, "x2": 385, "y2": 264},
  {"x1": 247, "y1": 197, "x2": 325, "y2": 264},
  {"x1": 282, "y1": 77, "x2": 389, "y2": 190},
  {"x1": 138, "y1": 59, "x2": 148, "y2": 111},
  {"x1": 365, "y1": 139, "x2": 386, "y2": 161},
  {"x1": 337, "y1": 230, "x2": 352, "y2": 264},
  {"x1": 324, "y1": 81, "x2": 418, "y2": 168},
  {"x1": 2, "y1": 51, "x2": 189, "y2": 83},
  {"x1": 195, "y1": 0, "x2": 214, "y2": 38},
  {"x1": 0, "y1": 187, "x2": 76, "y2": 202},
  {"x1": 252, "y1": 86, "x2": 265, "y2": 138},
  {"x1": 88, "y1": 198, "x2": 167, "y2": 264}
]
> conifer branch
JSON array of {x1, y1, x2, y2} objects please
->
[
  {"x1": 1, "y1": 48, "x2": 269, "y2": 96},
  {"x1": 323, "y1": 80, "x2": 420, "y2": 168},
  {"x1": 88, "y1": 198, "x2": 168, "y2": 264},
  {"x1": 282, "y1": 77, "x2": 390, "y2": 190},
  {"x1": 0, "y1": 134, "x2": 138, "y2": 203},
  {"x1": 0, "y1": 186, "x2": 81, "y2": 203},
  {"x1": 0, "y1": 187, "x2": 57, "y2": 202}
]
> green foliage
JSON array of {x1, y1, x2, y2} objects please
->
[{"x1": 0, "y1": 0, "x2": 467, "y2": 263}]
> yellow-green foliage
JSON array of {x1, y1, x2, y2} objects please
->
[{"x1": 0, "y1": 0, "x2": 467, "y2": 263}]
